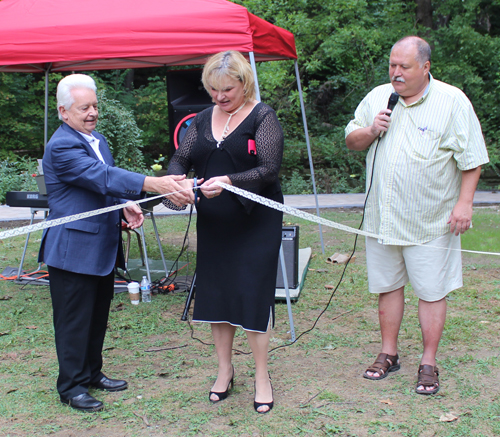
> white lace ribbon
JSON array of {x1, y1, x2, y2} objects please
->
[
  {"x1": 0, "y1": 192, "x2": 167, "y2": 240},
  {"x1": 2, "y1": 183, "x2": 499, "y2": 257},
  {"x1": 215, "y1": 181, "x2": 500, "y2": 257}
]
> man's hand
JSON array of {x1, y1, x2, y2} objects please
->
[
  {"x1": 447, "y1": 200, "x2": 473, "y2": 236},
  {"x1": 447, "y1": 167, "x2": 482, "y2": 236},
  {"x1": 177, "y1": 178, "x2": 203, "y2": 202},
  {"x1": 123, "y1": 202, "x2": 144, "y2": 229},
  {"x1": 142, "y1": 175, "x2": 193, "y2": 207},
  {"x1": 346, "y1": 109, "x2": 393, "y2": 151},
  {"x1": 370, "y1": 109, "x2": 393, "y2": 136}
]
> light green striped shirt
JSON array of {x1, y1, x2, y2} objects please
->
[{"x1": 345, "y1": 74, "x2": 489, "y2": 245}]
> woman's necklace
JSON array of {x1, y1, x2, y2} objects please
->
[{"x1": 216, "y1": 101, "x2": 247, "y2": 148}]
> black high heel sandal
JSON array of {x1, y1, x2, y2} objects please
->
[
  {"x1": 253, "y1": 377, "x2": 274, "y2": 414},
  {"x1": 209, "y1": 366, "x2": 234, "y2": 403}
]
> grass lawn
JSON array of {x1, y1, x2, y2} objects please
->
[{"x1": 0, "y1": 206, "x2": 499, "y2": 436}]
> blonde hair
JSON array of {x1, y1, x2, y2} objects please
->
[{"x1": 202, "y1": 51, "x2": 256, "y2": 101}]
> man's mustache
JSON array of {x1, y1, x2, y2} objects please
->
[{"x1": 392, "y1": 76, "x2": 405, "y2": 83}]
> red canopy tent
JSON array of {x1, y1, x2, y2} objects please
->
[
  {"x1": 0, "y1": 0, "x2": 324, "y2": 255},
  {"x1": 0, "y1": 0, "x2": 297, "y2": 145},
  {"x1": 0, "y1": 0, "x2": 296, "y2": 72}
]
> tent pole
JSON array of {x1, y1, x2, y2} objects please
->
[
  {"x1": 44, "y1": 64, "x2": 52, "y2": 147},
  {"x1": 248, "y1": 52, "x2": 261, "y2": 102},
  {"x1": 294, "y1": 61, "x2": 325, "y2": 254},
  {"x1": 251, "y1": 52, "x2": 294, "y2": 334}
]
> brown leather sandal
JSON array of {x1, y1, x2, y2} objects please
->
[
  {"x1": 415, "y1": 364, "x2": 440, "y2": 395},
  {"x1": 363, "y1": 353, "x2": 400, "y2": 380}
]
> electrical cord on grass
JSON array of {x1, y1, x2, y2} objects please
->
[{"x1": 152, "y1": 203, "x2": 195, "y2": 294}]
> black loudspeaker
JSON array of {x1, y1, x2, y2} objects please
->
[
  {"x1": 276, "y1": 226, "x2": 299, "y2": 289},
  {"x1": 167, "y1": 69, "x2": 213, "y2": 158}
]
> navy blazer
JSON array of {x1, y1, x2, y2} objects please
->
[{"x1": 38, "y1": 123, "x2": 146, "y2": 276}]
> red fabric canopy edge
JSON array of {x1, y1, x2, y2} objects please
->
[{"x1": 0, "y1": 0, "x2": 296, "y2": 73}]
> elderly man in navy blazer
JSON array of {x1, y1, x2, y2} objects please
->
[{"x1": 39, "y1": 74, "x2": 192, "y2": 412}]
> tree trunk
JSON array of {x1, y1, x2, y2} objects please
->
[
  {"x1": 415, "y1": 0, "x2": 433, "y2": 29},
  {"x1": 124, "y1": 69, "x2": 135, "y2": 91}
]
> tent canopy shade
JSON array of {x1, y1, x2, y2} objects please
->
[{"x1": 0, "y1": 0, "x2": 296, "y2": 73}]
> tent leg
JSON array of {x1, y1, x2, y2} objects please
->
[
  {"x1": 279, "y1": 244, "x2": 296, "y2": 342},
  {"x1": 44, "y1": 64, "x2": 52, "y2": 148},
  {"x1": 294, "y1": 61, "x2": 325, "y2": 254},
  {"x1": 250, "y1": 55, "x2": 324, "y2": 254},
  {"x1": 249, "y1": 52, "x2": 261, "y2": 102}
]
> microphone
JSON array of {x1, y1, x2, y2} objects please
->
[
  {"x1": 378, "y1": 92, "x2": 399, "y2": 139},
  {"x1": 387, "y1": 92, "x2": 399, "y2": 116}
]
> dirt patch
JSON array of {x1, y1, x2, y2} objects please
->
[{"x1": 0, "y1": 220, "x2": 38, "y2": 229}]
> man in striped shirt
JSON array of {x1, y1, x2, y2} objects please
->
[{"x1": 345, "y1": 36, "x2": 488, "y2": 395}]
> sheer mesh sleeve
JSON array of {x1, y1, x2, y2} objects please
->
[
  {"x1": 227, "y1": 104, "x2": 283, "y2": 192},
  {"x1": 161, "y1": 117, "x2": 199, "y2": 210},
  {"x1": 168, "y1": 118, "x2": 198, "y2": 175}
]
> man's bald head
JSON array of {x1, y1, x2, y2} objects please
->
[{"x1": 392, "y1": 36, "x2": 431, "y2": 67}]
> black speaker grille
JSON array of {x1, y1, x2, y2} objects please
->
[{"x1": 276, "y1": 226, "x2": 299, "y2": 288}]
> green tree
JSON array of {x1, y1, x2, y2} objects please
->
[
  {"x1": 95, "y1": 90, "x2": 149, "y2": 174},
  {"x1": 234, "y1": 0, "x2": 500, "y2": 191},
  {"x1": 234, "y1": 0, "x2": 416, "y2": 191},
  {"x1": 0, "y1": 72, "x2": 60, "y2": 160},
  {"x1": 91, "y1": 68, "x2": 171, "y2": 161},
  {"x1": 430, "y1": 0, "x2": 500, "y2": 184}
]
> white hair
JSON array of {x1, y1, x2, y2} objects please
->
[{"x1": 56, "y1": 74, "x2": 97, "y2": 120}]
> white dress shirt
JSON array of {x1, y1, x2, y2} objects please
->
[{"x1": 78, "y1": 131, "x2": 105, "y2": 163}]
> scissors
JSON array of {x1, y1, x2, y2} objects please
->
[{"x1": 193, "y1": 177, "x2": 199, "y2": 205}]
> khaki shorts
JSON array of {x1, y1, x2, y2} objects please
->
[{"x1": 365, "y1": 233, "x2": 462, "y2": 302}]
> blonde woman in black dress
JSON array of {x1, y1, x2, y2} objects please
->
[{"x1": 165, "y1": 51, "x2": 283, "y2": 413}]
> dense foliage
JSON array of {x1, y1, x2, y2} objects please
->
[
  {"x1": 0, "y1": 159, "x2": 37, "y2": 203},
  {"x1": 1, "y1": 0, "x2": 499, "y2": 198},
  {"x1": 236, "y1": 0, "x2": 500, "y2": 191},
  {"x1": 95, "y1": 89, "x2": 149, "y2": 174}
]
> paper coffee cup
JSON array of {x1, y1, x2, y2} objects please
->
[{"x1": 127, "y1": 282, "x2": 140, "y2": 305}]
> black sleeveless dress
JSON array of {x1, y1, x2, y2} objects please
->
[{"x1": 166, "y1": 103, "x2": 283, "y2": 332}]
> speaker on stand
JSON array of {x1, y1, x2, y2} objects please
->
[
  {"x1": 167, "y1": 69, "x2": 213, "y2": 158},
  {"x1": 276, "y1": 226, "x2": 299, "y2": 289}
]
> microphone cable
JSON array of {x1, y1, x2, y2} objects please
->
[{"x1": 268, "y1": 93, "x2": 399, "y2": 353}]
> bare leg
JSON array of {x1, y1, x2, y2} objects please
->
[
  {"x1": 247, "y1": 328, "x2": 272, "y2": 413},
  {"x1": 417, "y1": 297, "x2": 446, "y2": 392},
  {"x1": 366, "y1": 286, "x2": 405, "y2": 378},
  {"x1": 210, "y1": 323, "x2": 236, "y2": 401}
]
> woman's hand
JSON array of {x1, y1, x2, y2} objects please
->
[{"x1": 199, "y1": 176, "x2": 231, "y2": 199}]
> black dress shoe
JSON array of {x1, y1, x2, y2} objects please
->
[
  {"x1": 90, "y1": 376, "x2": 128, "y2": 392},
  {"x1": 60, "y1": 393, "x2": 104, "y2": 412}
]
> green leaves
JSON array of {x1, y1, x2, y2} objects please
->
[
  {"x1": 0, "y1": 159, "x2": 38, "y2": 203},
  {"x1": 96, "y1": 89, "x2": 148, "y2": 174},
  {"x1": 236, "y1": 0, "x2": 500, "y2": 192}
]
